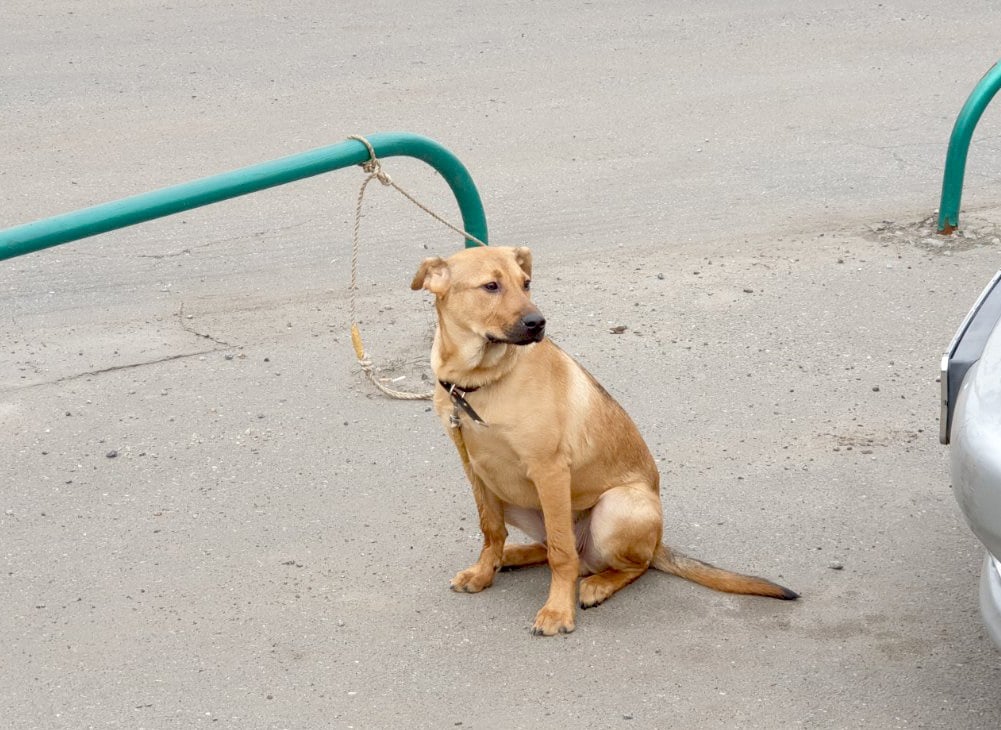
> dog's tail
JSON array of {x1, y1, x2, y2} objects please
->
[{"x1": 651, "y1": 544, "x2": 798, "y2": 600}]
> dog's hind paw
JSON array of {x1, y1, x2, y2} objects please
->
[
  {"x1": 449, "y1": 566, "x2": 495, "y2": 593},
  {"x1": 578, "y1": 574, "x2": 617, "y2": 608}
]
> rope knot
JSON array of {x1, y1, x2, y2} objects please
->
[
  {"x1": 349, "y1": 134, "x2": 392, "y2": 185},
  {"x1": 371, "y1": 163, "x2": 392, "y2": 186}
]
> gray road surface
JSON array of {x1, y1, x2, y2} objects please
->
[{"x1": 3, "y1": 2, "x2": 1001, "y2": 728}]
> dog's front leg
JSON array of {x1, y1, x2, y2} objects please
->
[
  {"x1": 450, "y1": 475, "x2": 507, "y2": 593},
  {"x1": 529, "y1": 464, "x2": 579, "y2": 636},
  {"x1": 448, "y1": 431, "x2": 507, "y2": 594}
]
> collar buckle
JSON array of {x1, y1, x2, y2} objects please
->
[{"x1": 440, "y1": 380, "x2": 487, "y2": 428}]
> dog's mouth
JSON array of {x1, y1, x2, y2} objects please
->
[{"x1": 486, "y1": 328, "x2": 545, "y2": 346}]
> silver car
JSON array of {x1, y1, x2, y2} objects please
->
[{"x1": 942, "y1": 270, "x2": 1001, "y2": 648}]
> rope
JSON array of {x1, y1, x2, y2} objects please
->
[{"x1": 346, "y1": 134, "x2": 486, "y2": 400}]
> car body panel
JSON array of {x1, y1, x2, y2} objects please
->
[
  {"x1": 944, "y1": 270, "x2": 1001, "y2": 648},
  {"x1": 950, "y1": 307, "x2": 1001, "y2": 562}
]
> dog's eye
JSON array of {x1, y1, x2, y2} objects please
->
[
  {"x1": 524, "y1": 279, "x2": 531, "y2": 291},
  {"x1": 482, "y1": 282, "x2": 500, "y2": 292}
]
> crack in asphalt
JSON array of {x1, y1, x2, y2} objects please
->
[
  {"x1": 1, "y1": 347, "x2": 224, "y2": 393},
  {"x1": 177, "y1": 301, "x2": 237, "y2": 348},
  {"x1": 2, "y1": 303, "x2": 239, "y2": 393}
]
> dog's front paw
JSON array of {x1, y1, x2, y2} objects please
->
[
  {"x1": 531, "y1": 604, "x2": 576, "y2": 636},
  {"x1": 449, "y1": 565, "x2": 495, "y2": 593}
]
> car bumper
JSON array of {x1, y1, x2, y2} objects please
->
[{"x1": 980, "y1": 553, "x2": 1001, "y2": 649}]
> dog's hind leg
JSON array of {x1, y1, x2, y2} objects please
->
[
  {"x1": 578, "y1": 483, "x2": 662, "y2": 608},
  {"x1": 501, "y1": 543, "x2": 549, "y2": 569},
  {"x1": 500, "y1": 506, "x2": 548, "y2": 570}
]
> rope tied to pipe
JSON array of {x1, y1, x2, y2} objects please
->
[{"x1": 345, "y1": 134, "x2": 486, "y2": 400}]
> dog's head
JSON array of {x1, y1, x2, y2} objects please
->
[{"x1": 411, "y1": 246, "x2": 545, "y2": 345}]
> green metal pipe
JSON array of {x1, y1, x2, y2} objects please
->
[
  {"x1": 938, "y1": 61, "x2": 1001, "y2": 234},
  {"x1": 0, "y1": 132, "x2": 488, "y2": 261}
]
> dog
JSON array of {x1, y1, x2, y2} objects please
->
[{"x1": 411, "y1": 245, "x2": 797, "y2": 636}]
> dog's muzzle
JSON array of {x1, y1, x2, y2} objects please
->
[{"x1": 499, "y1": 312, "x2": 546, "y2": 345}]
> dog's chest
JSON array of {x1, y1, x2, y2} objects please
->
[
  {"x1": 462, "y1": 429, "x2": 541, "y2": 508},
  {"x1": 438, "y1": 393, "x2": 542, "y2": 508}
]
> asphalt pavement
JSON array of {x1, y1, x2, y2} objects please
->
[{"x1": 3, "y1": 2, "x2": 1001, "y2": 728}]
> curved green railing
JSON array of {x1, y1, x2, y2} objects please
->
[
  {"x1": 939, "y1": 61, "x2": 1001, "y2": 234},
  {"x1": 0, "y1": 132, "x2": 488, "y2": 261}
]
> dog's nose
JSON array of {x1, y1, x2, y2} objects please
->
[{"x1": 521, "y1": 312, "x2": 546, "y2": 332}]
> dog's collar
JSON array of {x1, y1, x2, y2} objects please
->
[{"x1": 439, "y1": 380, "x2": 487, "y2": 428}]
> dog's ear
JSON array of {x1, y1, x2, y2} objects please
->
[
  {"x1": 513, "y1": 246, "x2": 533, "y2": 278},
  {"x1": 410, "y1": 256, "x2": 450, "y2": 295}
]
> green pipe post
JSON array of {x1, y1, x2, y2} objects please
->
[
  {"x1": 0, "y1": 132, "x2": 488, "y2": 261},
  {"x1": 938, "y1": 60, "x2": 1001, "y2": 234}
]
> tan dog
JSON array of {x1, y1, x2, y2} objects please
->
[{"x1": 411, "y1": 245, "x2": 797, "y2": 636}]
